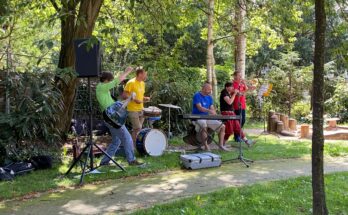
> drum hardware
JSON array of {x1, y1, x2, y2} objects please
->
[
  {"x1": 223, "y1": 94, "x2": 253, "y2": 168},
  {"x1": 158, "y1": 104, "x2": 181, "y2": 139},
  {"x1": 164, "y1": 149, "x2": 186, "y2": 154},
  {"x1": 143, "y1": 106, "x2": 162, "y2": 128},
  {"x1": 136, "y1": 128, "x2": 167, "y2": 156}
]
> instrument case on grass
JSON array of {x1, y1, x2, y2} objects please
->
[{"x1": 180, "y1": 152, "x2": 221, "y2": 170}]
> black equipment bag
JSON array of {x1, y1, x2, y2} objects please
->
[
  {"x1": 5, "y1": 162, "x2": 34, "y2": 175},
  {"x1": 30, "y1": 155, "x2": 53, "y2": 170},
  {"x1": 0, "y1": 167, "x2": 14, "y2": 181}
]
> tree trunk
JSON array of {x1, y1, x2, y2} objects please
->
[
  {"x1": 54, "y1": 0, "x2": 103, "y2": 134},
  {"x1": 288, "y1": 71, "x2": 292, "y2": 117},
  {"x1": 312, "y1": 0, "x2": 328, "y2": 214},
  {"x1": 234, "y1": 0, "x2": 246, "y2": 78},
  {"x1": 206, "y1": 0, "x2": 217, "y2": 99}
]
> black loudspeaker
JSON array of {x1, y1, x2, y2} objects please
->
[{"x1": 74, "y1": 38, "x2": 101, "y2": 77}]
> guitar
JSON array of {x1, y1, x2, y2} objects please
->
[{"x1": 103, "y1": 92, "x2": 136, "y2": 128}]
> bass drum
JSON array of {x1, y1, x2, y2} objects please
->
[{"x1": 136, "y1": 128, "x2": 167, "y2": 156}]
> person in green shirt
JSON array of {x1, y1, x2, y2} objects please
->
[{"x1": 96, "y1": 67, "x2": 142, "y2": 166}]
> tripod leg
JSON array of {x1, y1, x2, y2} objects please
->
[
  {"x1": 240, "y1": 157, "x2": 250, "y2": 168},
  {"x1": 65, "y1": 144, "x2": 90, "y2": 175},
  {"x1": 94, "y1": 144, "x2": 125, "y2": 171},
  {"x1": 79, "y1": 144, "x2": 92, "y2": 184},
  {"x1": 241, "y1": 157, "x2": 254, "y2": 163}
]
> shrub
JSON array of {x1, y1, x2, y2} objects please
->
[
  {"x1": 325, "y1": 80, "x2": 348, "y2": 122},
  {"x1": 292, "y1": 101, "x2": 311, "y2": 123},
  {"x1": 0, "y1": 68, "x2": 63, "y2": 161},
  {"x1": 146, "y1": 67, "x2": 203, "y2": 135}
]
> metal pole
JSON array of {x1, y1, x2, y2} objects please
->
[
  {"x1": 168, "y1": 107, "x2": 171, "y2": 138},
  {"x1": 5, "y1": 43, "x2": 11, "y2": 114},
  {"x1": 88, "y1": 77, "x2": 94, "y2": 170}
]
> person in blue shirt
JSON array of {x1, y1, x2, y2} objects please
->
[{"x1": 192, "y1": 82, "x2": 230, "y2": 152}]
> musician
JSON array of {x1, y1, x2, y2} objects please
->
[
  {"x1": 96, "y1": 68, "x2": 142, "y2": 166},
  {"x1": 192, "y1": 82, "x2": 230, "y2": 151},
  {"x1": 220, "y1": 82, "x2": 254, "y2": 146},
  {"x1": 123, "y1": 68, "x2": 150, "y2": 144},
  {"x1": 231, "y1": 71, "x2": 255, "y2": 127}
]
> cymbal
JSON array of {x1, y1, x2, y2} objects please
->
[{"x1": 159, "y1": 104, "x2": 181, "y2": 109}]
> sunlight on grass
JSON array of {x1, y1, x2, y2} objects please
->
[
  {"x1": 55, "y1": 177, "x2": 75, "y2": 187},
  {"x1": 1, "y1": 135, "x2": 347, "y2": 201},
  {"x1": 132, "y1": 172, "x2": 348, "y2": 215},
  {"x1": 47, "y1": 192, "x2": 63, "y2": 199}
]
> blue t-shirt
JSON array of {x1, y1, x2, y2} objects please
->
[{"x1": 192, "y1": 92, "x2": 213, "y2": 115}]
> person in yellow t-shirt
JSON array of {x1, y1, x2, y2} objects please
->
[{"x1": 123, "y1": 68, "x2": 150, "y2": 144}]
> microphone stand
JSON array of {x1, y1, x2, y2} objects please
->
[{"x1": 223, "y1": 81, "x2": 253, "y2": 167}]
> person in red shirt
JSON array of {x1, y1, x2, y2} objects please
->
[{"x1": 232, "y1": 71, "x2": 251, "y2": 128}]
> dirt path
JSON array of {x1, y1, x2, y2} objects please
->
[{"x1": 1, "y1": 156, "x2": 348, "y2": 215}]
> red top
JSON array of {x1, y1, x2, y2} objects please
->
[{"x1": 232, "y1": 80, "x2": 247, "y2": 110}]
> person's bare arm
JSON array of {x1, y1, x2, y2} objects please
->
[
  {"x1": 209, "y1": 105, "x2": 217, "y2": 115},
  {"x1": 223, "y1": 90, "x2": 238, "y2": 105},
  {"x1": 196, "y1": 103, "x2": 216, "y2": 115},
  {"x1": 118, "y1": 66, "x2": 133, "y2": 82}
]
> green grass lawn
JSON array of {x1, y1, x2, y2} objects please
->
[
  {"x1": 243, "y1": 118, "x2": 265, "y2": 129},
  {"x1": 132, "y1": 172, "x2": 348, "y2": 215},
  {"x1": 0, "y1": 133, "x2": 347, "y2": 201}
]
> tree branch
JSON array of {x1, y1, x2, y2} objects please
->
[
  {"x1": 49, "y1": 0, "x2": 60, "y2": 12},
  {"x1": 0, "y1": 22, "x2": 15, "y2": 40},
  {"x1": 212, "y1": 34, "x2": 233, "y2": 43}
]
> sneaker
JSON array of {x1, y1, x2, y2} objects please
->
[
  {"x1": 128, "y1": 160, "x2": 144, "y2": 166},
  {"x1": 99, "y1": 162, "x2": 110, "y2": 166},
  {"x1": 245, "y1": 139, "x2": 255, "y2": 147}
]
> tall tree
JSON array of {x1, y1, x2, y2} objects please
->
[
  {"x1": 206, "y1": 0, "x2": 217, "y2": 100},
  {"x1": 312, "y1": 0, "x2": 328, "y2": 214},
  {"x1": 234, "y1": 0, "x2": 246, "y2": 78},
  {"x1": 50, "y1": 0, "x2": 104, "y2": 133}
]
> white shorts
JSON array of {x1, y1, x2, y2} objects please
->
[{"x1": 192, "y1": 119, "x2": 223, "y2": 132}]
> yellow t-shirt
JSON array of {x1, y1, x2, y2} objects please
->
[{"x1": 124, "y1": 77, "x2": 145, "y2": 111}]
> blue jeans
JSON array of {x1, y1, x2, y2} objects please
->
[
  {"x1": 234, "y1": 109, "x2": 246, "y2": 141},
  {"x1": 234, "y1": 109, "x2": 246, "y2": 128},
  {"x1": 100, "y1": 122, "x2": 136, "y2": 164}
]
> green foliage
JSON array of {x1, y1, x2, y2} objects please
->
[
  {"x1": 263, "y1": 51, "x2": 311, "y2": 116},
  {"x1": 146, "y1": 67, "x2": 203, "y2": 134},
  {"x1": 0, "y1": 68, "x2": 63, "y2": 160},
  {"x1": 215, "y1": 65, "x2": 232, "y2": 86},
  {"x1": 292, "y1": 101, "x2": 311, "y2": 123},
  {"x1": 325, "y1": 80, "x2": 348, "y2": 122}
]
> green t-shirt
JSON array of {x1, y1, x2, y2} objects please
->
[{"x1": 96, "y1": 79, "x2": 119, "y2": 111}]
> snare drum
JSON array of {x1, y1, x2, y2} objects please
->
[
  {"x1": 136, "y1": 128, "x2": 167, "y2": 156},
  {"x1": 143, "y1": 106, "x2": 162, "y2": 117}
]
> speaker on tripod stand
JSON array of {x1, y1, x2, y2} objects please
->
[{"x1": 65, "y1": 38, "x2": 125, "y2": 185}]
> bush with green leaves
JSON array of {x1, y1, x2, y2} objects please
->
[
  {"x1": 325, "y1": 80, "x2": 348, "y2": 122},
  {"x1": 292, "y1": 101, "x2": 311, "y2": 123},
  {"x1": 145, "y1": 67, "x2": 203, "y2": 135},
  {"x1": 0, "y1": 68, "x2": 63, "y2": 161}
]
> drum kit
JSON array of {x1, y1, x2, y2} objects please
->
[
  {"x1": 103, "y1": 100, "x2": 181, "y2": 157},
  {"x1": 136, "y1": 104, "x2": 180, "y2": 156},
  {"x1": 135, "y1": 104, "x2": 181, "y2": 157}
]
